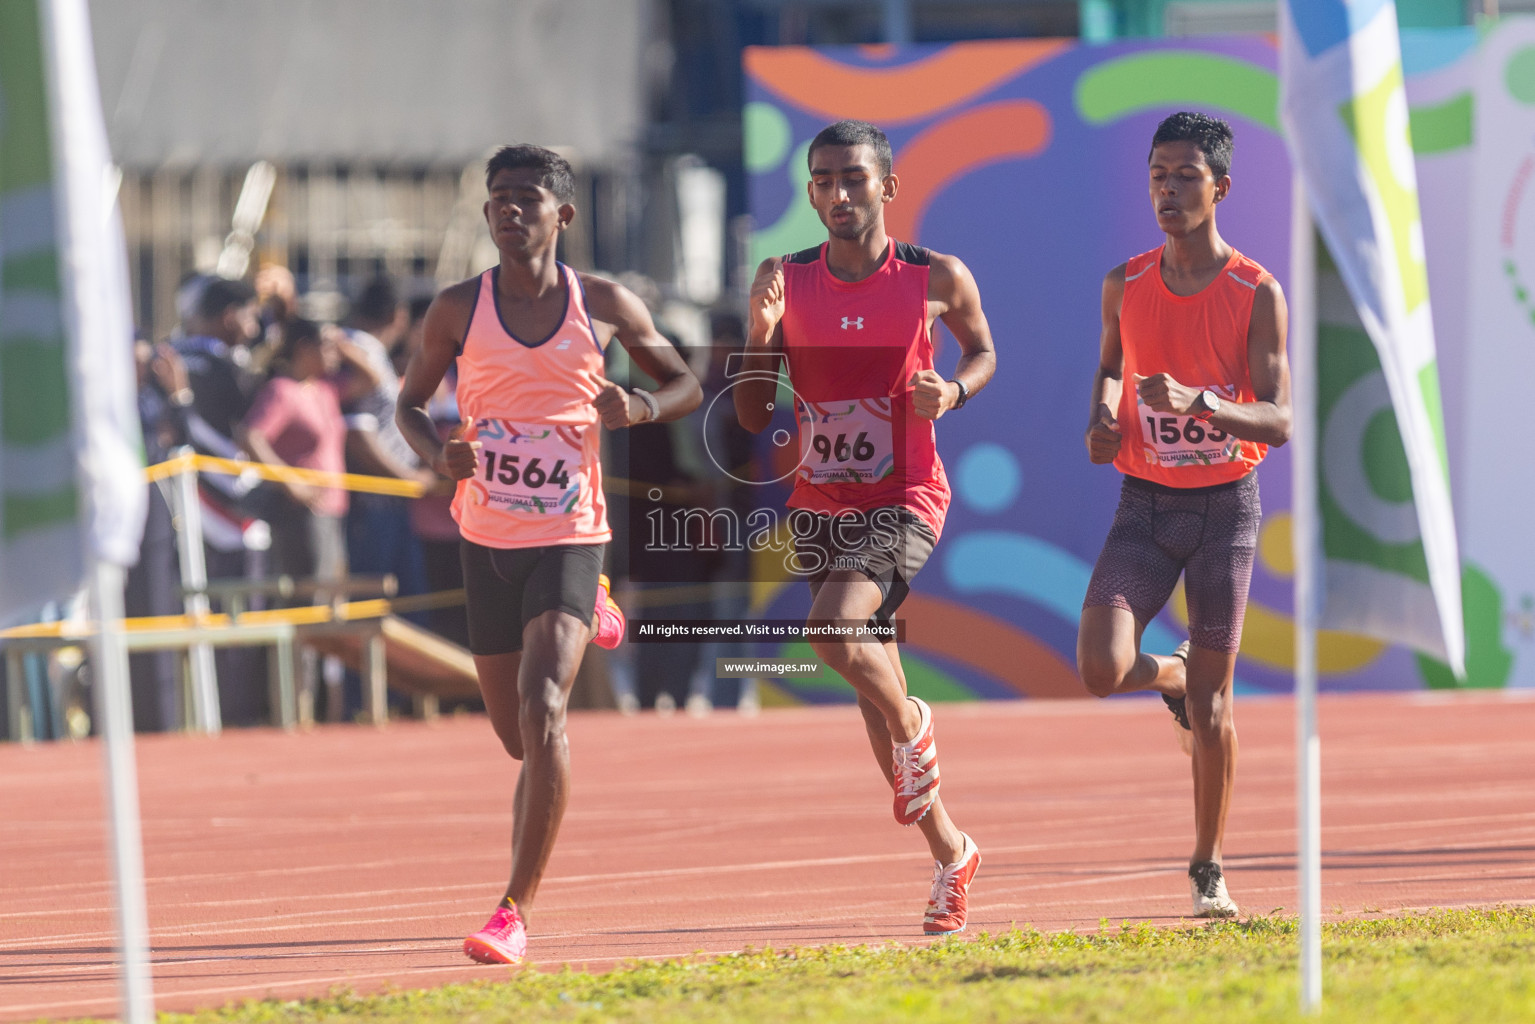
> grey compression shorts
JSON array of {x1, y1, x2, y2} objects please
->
[{"x1": 1083, "y1": 472, "x2": 1260, "y2": 654}]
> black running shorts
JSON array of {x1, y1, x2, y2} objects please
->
[
  {"x1": 1083, "y1": 472, "x2": 1261, "y2": 654},
  {"x1": 792, "y1": 506, "x2": 937, "y2": 627},
  {"x1": 460, "y1": 539, "x2": 605, "y2": 656}
]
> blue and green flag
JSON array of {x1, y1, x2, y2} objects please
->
[
  {"x1": 1281, "y1": 0, "x2": 1466, "y2": 671},
  {"x1": 0, "y1": 0, "x2": 145, "y2": 624}
]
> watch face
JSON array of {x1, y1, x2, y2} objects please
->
[{"x1": 1202, "y1": 390, "x2": 1220, "y2": 412}]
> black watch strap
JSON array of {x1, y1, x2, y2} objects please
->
[{"x1": 950, "y1": 378, "x2": 969, "y2": 409}]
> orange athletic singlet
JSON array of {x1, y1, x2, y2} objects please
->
[
  {"x1": 1113, "y1": 246, "x2": 1270, "y2": 489},
  {"x1": 451, "y1": 264, "x2": 611, "y2": 549},
  {"x1": 779, "y1": 239, "x2": 951, "y2": 537}
]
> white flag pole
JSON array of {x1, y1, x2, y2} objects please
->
[
  {"x1": 38, "y1": 0, "x2": 156, "y2": 1019},
  {"x1": 87, "y1": 561, "x2": 154, "y2": 1024},
  {"x1": 1290, "y1": 173, "x2": 1323, "y2": 1014}
]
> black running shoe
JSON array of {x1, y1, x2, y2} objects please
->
[
  {"x1": 1189, "y1": 860, "x2": 1239, "y2": 918},
  {"x1": 1164, "y1": 641, "x2": 1193, "y2": 755}
]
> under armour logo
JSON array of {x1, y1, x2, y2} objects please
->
[{"x1": 841, "y1": 316, "x2": 864, "y2": 330}]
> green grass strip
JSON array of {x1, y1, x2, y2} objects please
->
[{"x1": 52, "y1": 907, "x2": 1534, "y2": 1024}]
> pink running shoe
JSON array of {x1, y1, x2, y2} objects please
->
[
  {"x1": 593, "y1": 573, "x2": 625, "y2": 650},
  {"x1": 463, "y1": 903, "x2": 527, "y2": 965},
  {"x1": 924, "y1": 831, "x2": 981, "y2": 935},
  {"x1": 892, "y1": 696, "x2": 940, "y2": 826}
]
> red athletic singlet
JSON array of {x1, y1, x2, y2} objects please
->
[
  {"x1": 779, "y1": 239, "x2": 950, "y2": 536},
  {"x1": 451, "y1": 264, "x2": 611, "y2": 548},
  {"x1": 1113, "y1": 246, "x2": 1270, "y2": 488}
]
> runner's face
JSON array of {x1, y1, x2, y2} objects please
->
[
  {"x1": 484, "y1": 168, "x2": 570, "y2": 256},
  {"x1": 1148, "y1": 141, "x2": 1228, "y2": 236},
  {"x1": 807, "y1": 144, "x2": 892, "y2": 240}
]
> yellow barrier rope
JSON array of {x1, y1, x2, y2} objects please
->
[
  {"x1": 142, "y1": 453, "x2": 694, "y2": 503},
  {"x1": 144, "y1": 452, "x2": 427, "y2": 497}
]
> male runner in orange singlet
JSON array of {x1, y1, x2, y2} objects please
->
[
  {"x1": 733, "y1": 120, "x2": 996, "y2": 933},
  {"x1": 398, "y1": 144, "x2": 701, "y2": 964},
  {"x1": 1077, "y1": 112, "x2": 1291, "y2": 917}
]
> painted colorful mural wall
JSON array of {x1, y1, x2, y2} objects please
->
[{"x1": 741, "y1": 26, "x2": 1533, "y2": 702}]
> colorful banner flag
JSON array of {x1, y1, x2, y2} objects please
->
[
  {"x1": 0, "y1": 0, "x2": 145, "y2": 625},
  {"x1": 1280, "y1": 0, "x2": 1465, "y2": 670}
]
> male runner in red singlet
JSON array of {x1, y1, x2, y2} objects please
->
[
  {"x1": 1077, "y1": 112, "x2": 1291, "y2": 918},
  {"x1": 397, "y1": 144, "x2": 701, "y2": 964},
  {"x1": 734, "y1": 120, "x2": 996, "y2": 934}
]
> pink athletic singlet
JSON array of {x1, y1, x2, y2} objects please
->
[
  {"x1": 451, "y1": 264, "x2": 611, "y2": 549},
  {"x1": 778, "y1": 239, "x2": 951, "y2": 537}
]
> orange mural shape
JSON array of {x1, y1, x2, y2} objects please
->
[
  {"x1": 901, "y1": 592, "x2": 1085, "y2": 699},
  {"x1": 886, "y1": 100, "x2": 1052, "y2": 244},
  {"x1": 744, "y1": 39, "x2": 1068, "y2": 127}
]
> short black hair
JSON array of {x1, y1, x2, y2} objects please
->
[
  {"x1": 195, "y1": 276, "x2": 257, "y2": 320},
  {"x1": 808, "y1": 120, "x2": 893, "y2": 178},
  {"x1": 275, "y1": 317, "x2": 322, "y2": 361},
  {"x1": 351, "y1": 274, "x2": 400, "y2": 325},
  {"x1": 485, "y1": 144, "x2": 576, "y2": 203},
  {"x1": 1149, "y1": 112, "x2": 1233, "y2": 181}
]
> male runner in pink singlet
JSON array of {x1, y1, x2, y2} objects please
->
[
  {"x1": 397, "y1": 145, "x2": 701, "y2": 964},
  {"x1": 733, "y1": 120, "x2": 997, "y2": 934}
]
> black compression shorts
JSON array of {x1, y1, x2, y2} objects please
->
[{"x1": 460, "y1": 539, "x2": 605, "y2": 655}]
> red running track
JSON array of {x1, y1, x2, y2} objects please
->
[{"x1": 4, "y1": 692, "x2": 1534, "y2": 1021}]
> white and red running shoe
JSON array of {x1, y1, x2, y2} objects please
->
[
  {"x1": 592, "y1": 573, "x2": 625, "y2": 650},
  {"x1": 924, "y1": 831, "x2": 981, "y2": 935},
  {"x1": 892, "y1": 696, "x2": 941, "y2": 826},
  {"x1": 463, "y1": 902, "x2": 528, "y2": 965}
]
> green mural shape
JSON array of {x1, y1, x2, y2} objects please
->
[
  {"x1": 1505, "y1": 45, "x2": 1535, "y2": 105},
  {"x1": 1408, "y1": 93, "x2": 1473, "y2": 154},
  {"x1": 749, "y1": 139, "x2": 825, "y2": 268},
  {"x1": 1338, "y1": 62, "x2": 1430, "y2": 315},
  {"x1": 1075, "y1": 53, "x2": 1279, "y2": 131},
  {"x1": 744, "y1": 101, "x2": 792, "y2": 174},
  {"x1": 1317, "y1": 321, "x2": 1430, "y2": 584},
  {"x1": 1416, "y1": 565, "x2": 1514, "y2": 689},
  {"x1": 775, "y1": 641, "x2": 975, "y2": 702}
]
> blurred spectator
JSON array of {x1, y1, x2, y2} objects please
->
[
  {"x1": 606, "y1": 290, "x2": 713, "y2": 714},
  {"x1": 124, "y1": 336, "x2": 193, "y2": 731},
  {"x1": 255, "y1": 263, "x2": 300, "y2": 341},
  {"x1": 396, "y1": 293, "x2": 434, "y2": 378},
  {"x1": 696, "y1": 312, "x2": 759, "y2": 712},
  {"x1": 407, "y1": 365, "x2": 471, "y2": 649},
  {"x1": 238, "y1": 318, "x2": 373, "y2": 721},
  {"x1": 340, "y1": 276, "x2": 431, "y2": 635},
  {"x1": 173, "y1": 275, "x2": 270, "y2": 725}
]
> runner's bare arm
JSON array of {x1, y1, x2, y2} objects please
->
[
  {"x1": 396, "y1": 281, "x2": 481, "y2": 480},
  {"x1": 582, "y1": 275, "x2": 702, "y2": 429},
  {"x1": 912, "y1": 253, "x2": 996, "y2": 420},
  {"x1": 734, "y1": 256, "x2": 786, "y2": 434},
  {"x1": 1087, "y1": 266, "x2": 1126, "y2": 464},
  {"x1": 1133, "y1": 277, "x2": 1292, "y2": 446}
]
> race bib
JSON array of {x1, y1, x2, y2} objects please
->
[
  {"x1": 469, "y1": 419, "x2": 586, "y2": 514},
  {"x1": 796, "y1": 397, "x2": 896, "y2": 485},
  {"x1": 1137, "y1": 387, "x2": 1241, "y2": 468}
]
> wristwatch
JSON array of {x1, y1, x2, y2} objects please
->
[
  {"x1": 1193, "y1": 389, "x2": 1221, "y2": 421},
  {"x1": 949, "y1": 378, "x2": 970, "y2": 409}
]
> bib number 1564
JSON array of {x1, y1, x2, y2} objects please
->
[{"x1": 483, "y1": 454, "x2": 571, "y2": 490}]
